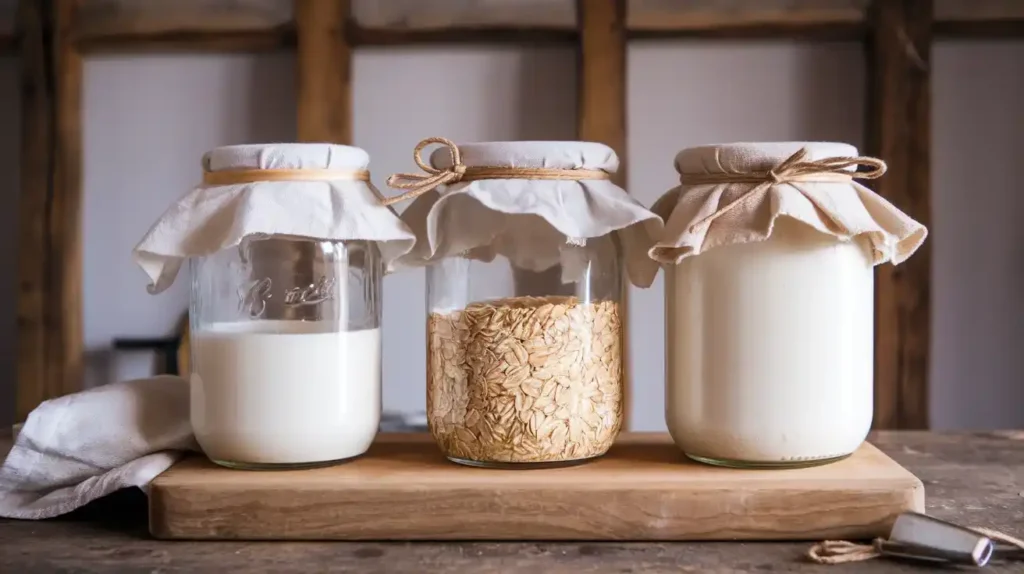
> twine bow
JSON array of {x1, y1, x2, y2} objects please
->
[
  {"x1": 383, "y1": 137, "x2": 467, "y2": 206},
  {"x1": 680, "y1": 147, "x2": 887, "y2": 232},
  {"x1": 383, "y1": 137, "x2": 610, "y2": 206}
]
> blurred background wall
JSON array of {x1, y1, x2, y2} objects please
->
[{"x1": 0, "y1": 38, "x2": 1021, "y2": 430}]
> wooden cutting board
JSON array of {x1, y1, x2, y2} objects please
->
[{"x1": 149, "y1": 433, "x2": 923, "y2": 541}]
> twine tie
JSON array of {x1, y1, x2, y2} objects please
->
[
  {"x1": 680, "y1": 147, "x2": 887, "y2": 232},
  {"x1": 383, "y1": 137, "x2": 610, "y2": 206},
  {"x1": 201, "y1": 168, "x2": 388, "y2": 202}
]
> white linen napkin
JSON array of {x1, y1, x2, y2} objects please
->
[{"x1": 0, "y1": 375, "x2": 197, "y2": 519}]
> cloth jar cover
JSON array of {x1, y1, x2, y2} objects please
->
[
  {"x1": 394, "y1": 141, "x2": 664, "y2": 288},
  {"x1": 645, "y1": 141, "x2": 927, "y2": 268},
  {"x1": 133, "y1": 143, "x2": 417, "y2": 294}
]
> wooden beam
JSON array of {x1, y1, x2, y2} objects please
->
[
  {"x1": 296, "y1": 0, "x2": 350, "y2": 144},
  {"x1": 349, "y1": 25, "x2": 575, "y2": 46},
  {"x1": 577, "y1": 0, "x2": 629, "y2": 428},
  {"x1": 16, "y1": 0, "x2": 83, "y2": 421},
  {"x1": 577, "y1": 0, "x2": 626, "y2": 181},
  {"x1": 935, "y1": 18, "x2": 1024, "y2": 38},
  {"x1": 628, "y1": 21, "x2": 864, "y2": 41},
  {"x1": 73, "y1": 0, "x2": 294, "y2": 53},
  {"x1": 18, "y1": 0, "x2": 1013, "y2": 55},
  {"x1": 76, "y1": 26, "x2": 294, "y2": 54},
  {"x1": 866, "y1": 0, "x2": 932, "y2": 430}
]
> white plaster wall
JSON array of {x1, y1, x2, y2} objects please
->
[
  {"x1": 353, "y1": 46, "x2": 578, "y2": 416},
  {"x1": 81, "y1": 53, "x2": 296, "y2": 388},
  {"x1": 0, "y1": 40, "x2": 1020, "y2": 431},
  {"x1": 931, "y1": 40, "x2": 1024, "y2": 430},
  {"x1": 626, "y1": 40, "x2": 867, "y2": 430}
]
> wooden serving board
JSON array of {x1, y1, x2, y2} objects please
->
[{"x1": 149, "y1": 433, "x2": 924, "y2": 541}]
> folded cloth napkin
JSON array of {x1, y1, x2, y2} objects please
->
[{"x1": 0, "y1": 375, "x2": 197, "y2": 519}]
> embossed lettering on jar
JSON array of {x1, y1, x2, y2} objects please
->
[
  {"x1": 388, "y1": 138, "x2": 661, "y2": 468},
  {"x1": 647, "y1": 142, "x2": 928, "y2": 469}
]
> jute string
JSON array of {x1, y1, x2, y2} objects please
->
[
  {"x1": 807, "y1": 527, "x2": 1024, "y2": 565},
  {"x1": 203, "y1": 168, "x2": 371, "y2": 185},
  {"x1": 201, "y1": 168, "x2": 388, "y2": 202},
  {"x1": 679, "y1": 148, "x2": 887, "y2": 233},
  {"x1": 382, "y1": 137, "x2": 610, "y2": 206}
]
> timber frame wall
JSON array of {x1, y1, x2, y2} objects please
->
[{"x1": 5, "y1": 0, "x2": 1022, "y2": 427}]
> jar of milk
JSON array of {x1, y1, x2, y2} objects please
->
[
  {"x1": 646, "y1": 142, "x2": 927, "y2": 468},
  {"x1": 385, "y1": 138, "x2": 662, "y2": 468},
  {"x1": 133, "y1": 144, "x2": 415, "y2": 469}
]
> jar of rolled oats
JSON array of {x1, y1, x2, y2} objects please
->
[{"x1": 386, "y1": 138, "x2": 661, "y2": 468}]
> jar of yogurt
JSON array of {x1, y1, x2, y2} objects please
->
[
  {"x1": 133, "y1": 144, "x2": 415, "y2": 469},
  {"x1": 646, "y1": 142, "x2": 927, "y2": 468}
]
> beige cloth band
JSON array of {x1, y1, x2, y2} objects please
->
[
  {"x1": 678, "y1": 148, "x2": 887, "y2": 236},
  {"x1": 383, "y1": 137, "x2": 610, "y2": 206},
  {"x1": 203, "y1": 168, "x2": 371, "y2": 185}
]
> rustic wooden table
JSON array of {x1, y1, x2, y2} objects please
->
[{"x1": 1, "y1": 431, "x2": 1022, "y2": 573}]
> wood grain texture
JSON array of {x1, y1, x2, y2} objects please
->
[
  {"x1": 576, "y1": 0, "x2": 630, "y2": 429},
  {"x1": 866, "y1": 0, "x2": 932, "y2": 430},
  {"x1": 2, "y1": 431, "x2": 1019, "y2": 573},
  {"x1": 149, "y1": 433, "x2": 923, "y2": 541},
  {"x1": 16, "y1": 0, "x2": 84, "y2": 422},
  {"x1": 296, "y1": 0, "x2": 350, "y2": 144}
]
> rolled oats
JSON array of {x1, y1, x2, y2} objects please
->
[{"x1": 427, "y1": 295, "x2": 623, "y2": 464}]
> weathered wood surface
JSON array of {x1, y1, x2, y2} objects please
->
[
  {"x1": 1, "y1": 432, "x2": 1022, "y2": 573},
  {"x1": 16, "y1": 0, "x2": 84, "y2": 422},
  {"x1": 866, "y1": 0, "x2": 932, "y2": 430},
  {"x1": 150, "y1": 434, "x2": 922, "y2": 541}
]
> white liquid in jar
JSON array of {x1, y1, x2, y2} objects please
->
[
  {"x1": 191, "y1": 321, "x2": 381, "y2": 466},
  {"x1": 665, "y1": 218, "x2": 874, "y2": 464}
]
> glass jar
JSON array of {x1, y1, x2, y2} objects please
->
[
  {"x1": 190, "y1": 236, "x2": 383, "y2": 469},
  {"x1": 388, "y1": 138, "x2": 660, "y2": 469},
  {"x1": 665, "y1": 218, "x2": 874, "y2": 468},
  {"x1": 133, "y1": 143, "x2": 415, "y2": 470},
  {"x1": 649, "y1": 142, "x2": 926, "y2": 469},
  {"x1": 426, "y1": 239, "x2": 623, "y2": 468}
]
